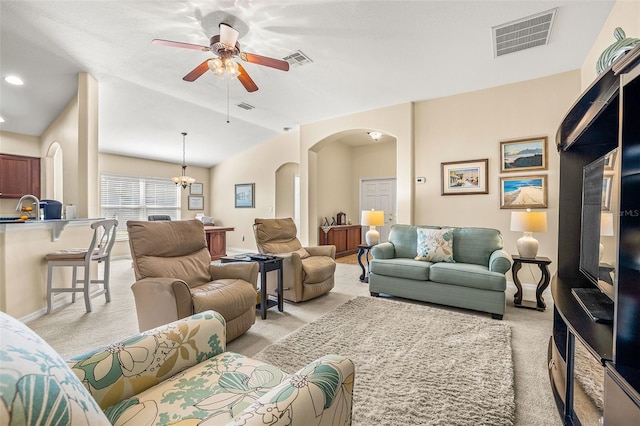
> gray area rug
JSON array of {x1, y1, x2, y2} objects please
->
[{"x1": 254, "y1": 296, "x2": 515, "y2": 426}]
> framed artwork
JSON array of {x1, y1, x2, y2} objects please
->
[
  {"x1": 188, "y1": 195, "x2": 204, "y2": 210},
  {"x1": 499, "y1": 137, "x2": 548, "y2": 173},
  {"x1": 441, "y1": 159, "x2": 489, "y2": 195},
  {"x1": 500, "y1": 175, "x2": 548, "y2": 209},
  {"x1": 235, "y1": 183, "x2": 255, "y2": 208},
  {"x1": 190, "y1": 182, "x2": 203, "y2": 195}
]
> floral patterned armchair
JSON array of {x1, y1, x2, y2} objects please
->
[{"x1": 0, "y1": 310, "x2": 355, "y2": 425}]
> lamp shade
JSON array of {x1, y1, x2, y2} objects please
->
[
  {"x1": 600, "y1": 212, "x2": 614, "y2": 237},
  {"x1": 510, "y1": 211, "x2": 548, "y2": 233},
  {"x1": 361, "y1": 210, "x2": 384, "y2": 227}
]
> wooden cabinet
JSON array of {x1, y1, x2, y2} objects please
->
[
  {"x1": 319, "y1": 225, "x2": 362, "y2": 258},
  {"x1": 0, "y1": 154, "x2": 41, "y2": 199},
  {"x1": 204, "y1": 226, "x2": 234, "y2": 260}
]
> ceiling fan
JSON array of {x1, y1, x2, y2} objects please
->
[{"x1": 152, "y1": 23, "x2": 289, "y2": 92}]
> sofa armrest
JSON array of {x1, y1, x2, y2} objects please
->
[
  {"x1": 209, "y1": 262, "x2": 259, "y2": 287},
  {"x1": 305, "y1": 245, "x2": 336, "y2": 259},
  {"x1": 68, "y1": 311, "x2": 226, "y2": 411},
  {"x1": 228, "y1": 354, "x2": 355, "y2": 426},
  {"x1": 489, "y1": 249, "x2": 512, "y2": 274},
  {"x1": 131, "y1": 277, "x2": 193, "y2": 331},
  {"x1": 371, "y1": 242, "x2": 395, "y2": 259}
]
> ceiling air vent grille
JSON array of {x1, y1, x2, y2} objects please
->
[
  {"x1": 492, "y1": 8, "x2": 557, "y2": 57},
  {"x1": 283, "y1": 50, "x2": 313, "y2": 66},
  {"x1": 236, "y1": 102, "x2": 254, "y2": 111}
]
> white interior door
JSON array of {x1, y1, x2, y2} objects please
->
[{"x1": 360, "y1": 178, "x2": 396, "y2": 243}]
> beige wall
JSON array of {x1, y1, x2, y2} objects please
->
[
  {"x1": 317, "y1": 141, "x2": 352, "y2": 225},
  {"x1": 275, "y1": 162, "x2": 299, "y2": 219},
  {"x1": 581, "y1": 1, "x2": 640, "y2": 89},
  {"x1": 211, "y1": 130, "x2": 300, "y2": 251},
  {"x1": 414, "y1": 70, "x2": 581, "y2": 279}
]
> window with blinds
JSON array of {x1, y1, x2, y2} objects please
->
[{"x1": 101, "y1": 173, "x2": 181, "y2": 239}]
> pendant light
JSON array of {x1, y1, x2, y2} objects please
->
[{"x1": 171, "y1": 132, "x2": 196, "y2": 189}]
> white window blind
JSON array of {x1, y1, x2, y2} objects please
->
[{"x1": 101, "y1": 173, "x2": 181, "y2": 239}]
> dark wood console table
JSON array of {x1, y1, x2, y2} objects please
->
[
  {"x1": 319, "y1": 225, "x2": 362, "y2": 258},
  {"x1": 204, "y1": 226, "x2": 234, "y2": 260},
  {"x1": 511, "y1": 255, "x2": 552, "y2": 311}
]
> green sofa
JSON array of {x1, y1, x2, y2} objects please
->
[{"x1": 369, "y1": 225, "x2": 512, "y2": 319}]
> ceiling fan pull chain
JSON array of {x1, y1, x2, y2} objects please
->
[{"x1": 227, "y1": 80, "x2": 230, "y2": 124}]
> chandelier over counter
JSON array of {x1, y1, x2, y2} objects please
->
[{"x1": 172, "y1": 132, "x2": 196, "y2": 189}]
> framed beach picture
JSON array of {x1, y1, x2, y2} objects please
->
[
  {"x1": 499, "y1": 137, "x2": 548, "y2": 173},
  {"x1": 188, "y1": 195, "x2": 204, "y2": 210},
  {"x1": 235, "y1": 183, "x2": 255, "y2": 208},
  {"x1": 500, "y1": 175, "x2": 548, "y2": 209},
  {"x1": 441, "y1": 159, "x2": 489, "y2": 195},
  {"x1": 190, "y1": 182, "x2": 203, "y2": 195}
]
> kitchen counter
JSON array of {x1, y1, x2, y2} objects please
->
[
  {"x1": 0, "y1": 218, "x2": 105, "y2": 319},
  {"x1": 0, "y1": 218, "x2": 104, "y2": 241}
]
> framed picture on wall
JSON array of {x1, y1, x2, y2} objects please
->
[
  {"x1": 235, "y1": 183, "x2": 255, "y2": 208},
  {"x1": 190, "y1": 182, "x2": 203, "y2": 195},
  {"x1": 499, "y1": 175, "x2": 548, "y2": 209},
  {"x1": 441, "y1": 159, "x2": 489, "y2": 195},
  {"x1": 499, "y1": 137, "x2": 548, "y2": 173},
  {"x1": 188, "y1": 195, "x2": 204, "y2": 210}
]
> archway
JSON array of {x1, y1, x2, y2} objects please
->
[{"x1": 45, "y1": 142, "x2": 63, "y2": 202}]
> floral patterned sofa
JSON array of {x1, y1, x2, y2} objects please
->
[{"x1": 0, "y1": 310, "x2": 355, "y2": 425}]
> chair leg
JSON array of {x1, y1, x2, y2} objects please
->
[
  {"x1": 83, "y1": 265, "x2": 92, "y2": 313},
  {"x1": 103, "y1": 258, "x2": 111, "y2": 303},
  {"x1": 71, "y1": 266, "x2": 78, "y2": 303},
  {"x1": 46, "y1": 262, "x2": 54, "y2": 314}
]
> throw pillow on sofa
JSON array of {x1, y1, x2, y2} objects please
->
[{"x1": 415, "y1": 227, "x2": 455, "y2": 263}]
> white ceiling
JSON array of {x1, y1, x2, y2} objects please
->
[{"x1": 0, "y1": 1, "x2": 615, "y2": 168}]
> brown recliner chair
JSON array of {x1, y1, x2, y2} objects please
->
[
  {"x1": 127, "y1": 219, "x2": 258, "y2": 341},
  {"x1": 253, "y1": 218, "x2": 336, "y2": 302}
]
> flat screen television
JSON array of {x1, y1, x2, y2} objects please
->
[{"x1": 574, "y1": 148, "x2": 618, "y2": 323}]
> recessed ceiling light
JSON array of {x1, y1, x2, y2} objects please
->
[{"x1": 5, "y1": 75, "x2": 24, "y2": 85}]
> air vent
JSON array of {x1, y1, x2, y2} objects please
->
[
  {"x1": 492, "y1": 8, "x2": 557, "y2": 57},
  {"x1": 283, "y1": 50, "x2": 313, "y2": 66},
  {"x1": 237, "y1": 102, "x2": 254, "y2": 111}
]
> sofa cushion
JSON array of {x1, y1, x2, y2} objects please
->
[
  {"x1": 0, "y1": 311, "x2": 110, "y2": 426},
  {"x1": 370, "y1": 258, "x2": 431, "y2": 281},
  {"x1": 452, "y1": 227, "x2": 504, "y2": 266},
  {"x1": 302, "y1": 256, "x2": 336, "y2": 283},
  {"x1": 103, "y1": 352, "x2": 287, "y2": 425},
  {"x1": 191, "y1": 279, "x2": 257, "y2": 319},
  {"x1": 388, "y1": 224, "x2": 440, "y2": 259},
  {"x1": 429, "y1": 262, "x2": 506, "y2": 291},
  {"x1": 415, "y1": 227, "x2": 455, "y2": 263}
]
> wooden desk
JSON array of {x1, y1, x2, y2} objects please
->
[{"x1": 204, "y1": 226, "x2": 234, "y2": 260}]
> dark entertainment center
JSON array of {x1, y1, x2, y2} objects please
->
[{"x1": 550, "y1": 45, "x2": 640, "y2": 425}]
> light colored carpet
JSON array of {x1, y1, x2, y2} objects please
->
[
  {"x1": 254, "y1": 296, "x2": 515, "y2": 426},
  {"x1": 26, "y1": 257, "x2": 599, "y2": 425}
]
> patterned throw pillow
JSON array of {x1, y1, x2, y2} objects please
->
[{"x1": 415, "y1": 227, "x2": 455, "y2": 263}]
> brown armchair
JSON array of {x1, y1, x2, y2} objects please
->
[
  {"x1": 253, "y1": 218, "x2": 336, "y2": 302},
  {"x1": 127, "y1": 219, "x2": 258, "y2": 341}
]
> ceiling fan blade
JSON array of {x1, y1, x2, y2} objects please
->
[
  {"x1": 219, "y1": 23, "x2": 239, "y2": 48},
  {"x1": 152, "y1": 39, "x2": 211, "y2": 52},
  {"x1": 183, "y1": 60, "x2": 211, "y2": 82},
  {"x1": 240, "y1": 52, "x2": 290, "y2": 71},
  {"x1": 237, "y1": 64, "x2": 258, "y2": 92}
]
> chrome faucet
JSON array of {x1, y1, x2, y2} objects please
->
[{"x1": 16, "y1": 194, "x2": 40, "y2": 220}]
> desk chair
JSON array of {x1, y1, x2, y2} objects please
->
[{"x1": 45, "y1": 219, "x2": 118, "y2": 313}]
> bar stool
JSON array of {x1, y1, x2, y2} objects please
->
[{"x1": 45, "y1": 219, "x2": 118, "y2": 314}]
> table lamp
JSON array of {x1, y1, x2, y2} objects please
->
[
  {"x1": 361, "y1": 210, "x2": 385, "y2": 246},
  {"x1": 510, "y1": 210, "x2": 548, "y2": 259},
  {"x1": 599, "y1": 212, "x2": 614, "y2": 261}
]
